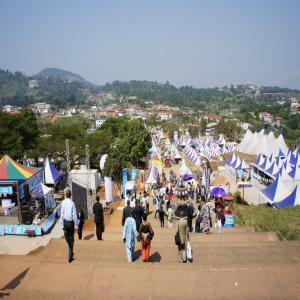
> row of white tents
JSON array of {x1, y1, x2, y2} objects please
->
[
  {"x1": 238, "y1": 127, "x2": 289, "y2": 157},
  {"x1": 179, "y1": 134, "x2": 237, "y2": 162},
  {"x1": 226, "y1": 153, "x2": 249, "y2": 170}
]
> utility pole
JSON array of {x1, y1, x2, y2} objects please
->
[
  {"x1": 66, "y1": 139, "x2": 71, "y2": 189},
  {"x1": 66, "y1": 139, "x2": 70, "y2": 174},
  {"x1": 85, "y1": 144, "x2": 90, "y2": 197}
]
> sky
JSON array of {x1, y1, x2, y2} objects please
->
[{"x1": 0, "y1": 0, "x2": 300, "y2": 89}]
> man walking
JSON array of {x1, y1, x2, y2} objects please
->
[
  {"x1": 133, "y1": 200, "x2": 144, "y2": 232},
  {"x1": 93, "y1": 195, "x2": 104, "y2": 240},
  {"x1": 60, "y1": 189, "x2": 78, "y2": 263},
  {"x1": 177, "y1": 210, "x2": 189, "y2": 263},
  {"x1": 122, "y1": 200, "x2": 133, "y2": 226},
  {"x1": 122, "y1": 210, "x2": 138, "y2": 262}
]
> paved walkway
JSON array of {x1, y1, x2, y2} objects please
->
[{"x1": 1, "y1": 201, "x2": 300, "y2": 299}]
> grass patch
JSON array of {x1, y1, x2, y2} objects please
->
[{"x1": 235, "y1": 204, "x2": 300, "y2": 240}]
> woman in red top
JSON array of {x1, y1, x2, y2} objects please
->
[{"x1": 139, "y1": 213, "x2": 154, "y2": 262}]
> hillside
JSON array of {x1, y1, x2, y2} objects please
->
[
  {"x1": 0, "y1": 69, "x2": 86, "y2": 107},
  {"x1": 101, "y1": 80, "x2": 300, "y2": 109},
  {"x1": 37, "y1": 67, "x2": 94, "y2": 86}
]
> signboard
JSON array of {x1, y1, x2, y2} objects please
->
[
  {"x1": 236, "y1": 168, "x2": 252, "y2": 186},
  {"x1": 4, "y1": 224, "x2": 42, "y2": 236},
  {"x1": 0, "y1": 225, "x2": 4, "y2": 236},
  {"x1": 19, "y1": 170, "x2": 44, "y2": 199},
  {"x1": 0, "y1": 186, "x2": 13, "y2": 194}
]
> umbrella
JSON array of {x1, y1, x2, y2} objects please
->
[
  {"x1": 223, "y1": 195, "x2": 234, "y2": 201},
  {"x1": 182, "y1": 173, "x2": 193, "y2": 181},
  {"x1": 211, "y1": 186, "x2": 227, "y2": 198}
]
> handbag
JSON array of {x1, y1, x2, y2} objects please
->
[{"x1": 175, "y1": 232, "x2": 181, "y2": 245}]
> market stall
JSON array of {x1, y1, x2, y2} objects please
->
[{"x1": 0, "y1": 155, "x2": 44, "y2": 236}]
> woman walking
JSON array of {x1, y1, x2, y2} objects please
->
[
  {"x1": 194, "y1": 204, "x2": 202, "y2": 233},
  {"x1": 139, "y1": 213, "x2": 154, "y2": 262},
  {"x1": 201, "y1": 200, "x2": 211, "y2": 234},
  {"x1": 215, "y1": 203, "x2": 224, "y2": 234},
  {"x1": 167, "y1": 205, "x2": 174, "y2": 228}
]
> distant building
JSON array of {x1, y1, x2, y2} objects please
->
[
  {"x1": 158, "y1": 113, "x2": 172, "y2": 121},
  {"x1": 290, "y1": 98, "x2": 300, "y2": 115},
  {"x1": 27, "y1": 102, "x2": 51, "y2": 114},
  {"x1": 202, "y1": 113, "x2": 222, "y2": 123},
  {"x1": 29, "y1": 80, "x2": 39, "y2": 88},
  {"x1": 258, "y1": 112, "x2": 272, "y2": 124},
  {"x1": 272, "y1": 117, "x2": 283, "y2": 127},
  {"x1": 2, "y1": 105, "x2": 19, "y2": 113},
  {"x1": 95, "y1": 119, "x2": 106, "y2": 129},
  {"x1": 206, "y1": 122, "x2": 218, "y2": 136}
]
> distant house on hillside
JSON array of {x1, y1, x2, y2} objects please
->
[
  {"x1": 95, "y1": 119, "x2": 106, "y2": 129},
  {"x1": 27, "y1": 102, "x2": 51, "y2": 115},
  {"x1": 272, "y1": 117, "x2": 283, "y2": 127},
  {"x1": 202, "y1": 113, "x2": 222, "y2": 123},
  {"x1": 206, "y1": 122, "x2": 218, "y2": 136},
  {"x1": 2, "y1": 105, "x2": 20, "y2": 114},
  {"x1": 258, "y1": 112, "x2": 272, "y2": 124},
  {"x1": 29, "y1": 79, "x2": 39, "y2": 88}
]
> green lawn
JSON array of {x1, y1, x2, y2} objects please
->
[{"x1": 235, "y1": 204, "x2": 300, "y2": 240}]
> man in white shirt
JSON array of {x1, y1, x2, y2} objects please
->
[{"x1": 60, "y1": 189, "x2": 78, "y2": 263}]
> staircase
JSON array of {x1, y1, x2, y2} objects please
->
[{"x1": 2, "y1": 205, "x2": 300, "y2": 300}]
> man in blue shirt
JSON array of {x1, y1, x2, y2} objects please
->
[{"x1": 60, "y1": 189, "x2": 78, "y2": 263}]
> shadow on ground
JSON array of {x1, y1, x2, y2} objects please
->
[
  {"x1": 149, "y1": 252, "x2": 161, "y2": 263},
  {"x1": 134, "y1": 249, "x2": 142, "y2": 261},
  {"x1": 0, "y1": 267, "x2": 30, "y2": 298},
  {"x1": 84, "y1": 234, "x2": 95, "y2": 240}
]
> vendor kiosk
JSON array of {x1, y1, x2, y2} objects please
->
[{"x1": 0, "y1": 155, "x2": 44, "y2": 235}]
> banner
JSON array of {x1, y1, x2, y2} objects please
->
[
  {"x1": 19, "y1": 170, "x2": 44, "y2": 199},
  {"x1": 236, "y1": 168, "x2": 252, "y2": 186},
  {"x1": 4, "y1": 224, "x2": 42, "y2": 236},
  {"x1": 131, "y1": 168, "x2": 137, "y2": 181},
  {"x1": 104, "y1": 176, "x2": 113, "y2": 203},
  {"x1": 122, "y1": 168, "x2": 127, "y2": 199}
]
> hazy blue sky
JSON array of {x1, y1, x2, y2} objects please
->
[{"x1": 1, "y1": 0, "x2": 300, "y2": 88}]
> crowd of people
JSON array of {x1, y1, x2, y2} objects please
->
[{"x1": 60, "y1": 169, "x2": 227, "y2": 264}]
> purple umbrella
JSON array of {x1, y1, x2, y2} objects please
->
[
  {"x1": 211, "y1": 186, "x2": 227, "y2": 198},
  {"x1": 182, "y1": 173, "x2": 193, "y2": 181}
]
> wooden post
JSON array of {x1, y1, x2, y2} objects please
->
[{"x1": 242, "y1": 185, "x2": 245, "y2": 207}]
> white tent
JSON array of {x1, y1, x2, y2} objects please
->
[
  {"x1": 261, "y1": 175, "x2": 291, "y2": 204},
  {"x1": 238, "y1": 129, "x2": 253, "y2": 152}
]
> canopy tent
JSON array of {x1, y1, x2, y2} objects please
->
[
  {"x1": 260, "y1": 175, "x2": 290, "y2": 204},
  {"x1": 31, "y1": 182, "x2": 56, "y2": 209},
  {"x1": 226, "y1": 153, "x2": 236, "y2": 166},
  {"x1": 145, "y1": 162, "x2": 159, "y2": 185},
  {"x1": 212, "y1": 174, "x2": 230, "y2": 186},
  {"x1": 273, "y1": 186, "x2": 300, "y2": 209},
  {"x1": 44, "y1": 157, "x2": 63, "y2": 185},
  {"x1": 0, "y1": 155, "x2": 40, "y2": 182},
  {"x1": 275, "y1": 130, "x2": 289, "y2": 155},
  {"x1": 288, "y1": 165, "x2": 300, "y2": 182},
  {"x1": 238, "y1": 127, "x2": 289, "y2": 157}
]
